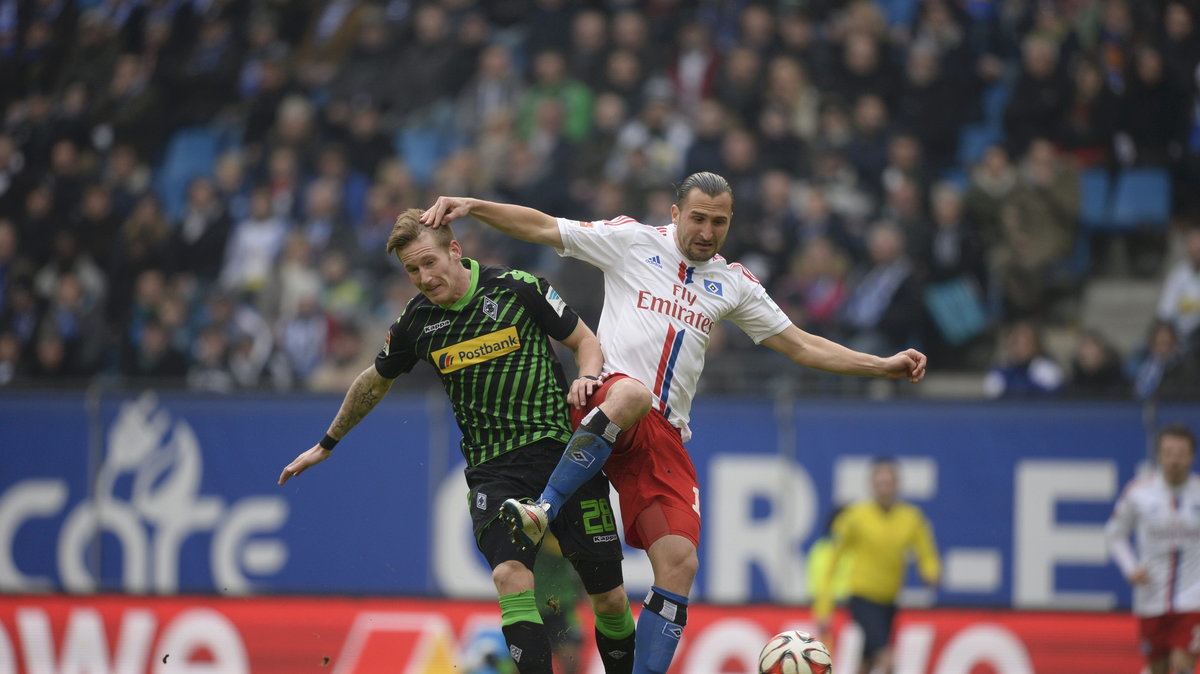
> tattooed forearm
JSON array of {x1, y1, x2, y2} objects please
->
[{"x1": 327, "y1": 367, "x2": 392, "y2": 441}]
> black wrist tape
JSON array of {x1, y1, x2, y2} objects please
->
[{"x1": 319, "y1": 434, "x2": 338, "y2": 451}]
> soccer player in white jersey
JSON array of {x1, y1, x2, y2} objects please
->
[
  {"x1": 421, "y1": 171, "x2": 927, "y2": 674},
  {"x1": 1107, "y1": 424, "x2": 1200, "y2": 674}
]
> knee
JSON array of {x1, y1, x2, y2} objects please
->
[
  {"x1": 605, "y1": 379, "x2": 653, "y2": 426},
  {"x1": 491, "y1": 560, "x2": 533, "y2": 595},
  {"x1": 590, "y1": 585, "x2": 629, "y2": 615},
  {"x1": 652, "y1": 542, "x2": 699, "y2": 589}
]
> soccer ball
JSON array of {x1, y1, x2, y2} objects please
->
[{"x1": 758, "y1": 630, "x2": 832, "y2": 674}]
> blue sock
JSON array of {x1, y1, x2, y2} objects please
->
[
  {"x1": 539, "y1": 408, "x2": 618, "y2": 519},
  {"x1": 633, "y1": 586, "x2": 688, "y2": 674}
]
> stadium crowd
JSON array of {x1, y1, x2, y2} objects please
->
[{"x1": 0, "y1": 0, "x2": 1197, "y2": 398}]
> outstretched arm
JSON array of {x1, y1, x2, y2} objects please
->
[
  {"x1": 760, "y1": 325, "x2": 927, "y2": 382},
  {"x1": 278, "y1": 365, "x2": 396, "y2": 485},
  {"x1": 421, "y1": 197, "x2": 563, "y2": 249},
  {"x1": 558, "y1": 318, "x2": 604, "y2": 408}
]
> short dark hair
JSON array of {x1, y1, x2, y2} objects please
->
[
  {"x1": 1159, "y1": 424, "x2": 1197, "y2": 453},
  {"x1": 676, "y1": 171, "x2": 733, "y2": 205},
  {"x1": 386, "y1": 208, "x2": 454, "y2": 259}
]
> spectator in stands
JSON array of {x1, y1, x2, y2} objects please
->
[
  {"x1": 832, "y1": 31, "x2": 900, "y2": 111},
  {"x1": 39, "y1": 271, "x2": 105, "y2": 376},
  {"x1": 169, "y1": 177, "x2": 231, "y2": 285},
  {"x1": 519, "y1": 49, "x2": 593, "y2": 144},
  {"x1": 71, "y1": 183, "x2": 120, "y2": 267},
  {"x1": 569, "y1": 9, "x2": 610, "y2": 91},
  {"x1": 1004, "y1": 35, "x2": 1069, "y2": 155},
  {"x1": 107, "y1": 196, "x2": 170, "y2": 325},
  {"x1": 726, "y1": 170, "x2": 799, "y2": 286},
  {"x1": 841, "y1": 221, "x2": 923, "y2": 358},
  {"x1": 713, "y1": 45, "x2": 764, "y2": 129},
  {"x1": 122, "y1": 317, "x2": 187, "y2": 383},
  {"x1": 0, "y1": 331, "x2": 22, "y2": 386},
  {"x1": 896, "y1": 41, "x2": 961, "y2": 171},
  {"x1": 776, "y1": 237, "x2": 849, "y2": 337},
  {"x1": 669, "y1": 20, "x2": 718, "y2": 115},
  {"x1": 456, "y1": 44, "x2": 525, "y2": 140},
  {"x1": 984, "y1": 320, "x2": 1064, "y2": 398},
  {"x1": 757, "y1": 104, "x2": 808, "y2": 177},
  {"x1": 328, "y1": 9, "x2": 396, "y2": 112},
  {"x1": 1117, "y1": 45, "x2": 1190, "y2": 167},
  {"x1": 0, "y1": 135, "x2": 29, "y2": 221},
  {"x1": 1059, "y1": 59, "x2": 1119, "y2": 168},
  {"x1": 34, "y1": 230, "x2": 106, "y2": 311},
  {"x1": 102, "y1": 144, "x2": 151, "y2": 220},
  {"x1": 307, "y1": 321, "x2": 366, "y2": 393},
  {"x1": 221, "y1": 187, "x2": 289, "y2": 299},
  {"x1": 1132, "y1": 320, "x2": 1185, "y2": 400},
  {"x1": 990, "y1": 139, "x2": 1080, "y2": 317},
  {"x1": 292, "y1": 0, "x2": 370, "y2": 91},
  {"x1": 608, "y1": 82, "x2": 691, "y2": 186},
  {"x1": 845, "y1": 94, "x2": 891, "y2": 191},
  {"x1": 277, "y1": 291, "x2": 327, "y2": 385},
  {"x1": 764, "y1": 55, "x2": 821, "y2": 144},
  {"x1": 1161, "y1": 3, "x2": 1200, "y2": 95},
  {"x1": 1064, "y1": 329, "x2": 1130, "y2": 398},
  {"x1": 94, "y1": 54, "x2": 165, "y2": 162},
  {"x1": 188, "y1": 324, "x2": 235, "y2": 392},
  {"x1": 1157, "y1": 227, "x2": 1200, "y2": 348}
]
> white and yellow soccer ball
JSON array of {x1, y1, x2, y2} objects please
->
[{"x1": 758, "y1": 630, "x2": 833, "y2": 674}]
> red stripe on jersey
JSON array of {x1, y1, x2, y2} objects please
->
[
  {"x1": 653, "y1": 326, "x2": 678, "y2": 403},
  {"x1": 1168, "y1": 493, "x2": 1181, "y2": 612}
]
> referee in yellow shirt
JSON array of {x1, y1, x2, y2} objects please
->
[{"x1": 814, "y1": 457, "x2": 940, "y2": 674}]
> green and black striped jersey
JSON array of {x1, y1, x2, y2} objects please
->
[{"x1": 375, "y1": 258, "x2": 579, "y2": 467}]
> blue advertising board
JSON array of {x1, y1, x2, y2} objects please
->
[{"x1": 2, "y1": 390, "x2": 1197, "y2": 609}]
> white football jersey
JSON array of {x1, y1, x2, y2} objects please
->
[
  {"x1": 1106, "y1": 472, "x2": 1200, "y2": 616},
  {"x1": 557, "y1": 216, "x2": 791, "y2": 441}
]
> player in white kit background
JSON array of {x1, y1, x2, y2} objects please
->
[
  {"x1": 1107, "y1": 424, "x2": 1200, "y2": 674},
  {"x1": 422, "y1": 172, "x2": 927, "y2": 674}
]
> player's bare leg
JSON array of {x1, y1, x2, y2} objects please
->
[
  {"x1": 646, "y1": 534, "x2": 699, "y2": 596},
  {"x1": 1168, "y1": 647, "x2": 1196, "y2": 674}
]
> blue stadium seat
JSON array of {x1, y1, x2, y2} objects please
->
[
  {"x1": 1110, "y1": 168, "x2": 1172, "y2": 229},
  {"x1": 397, "y1": 127, "x2": 446, "y2": 187},
  {"x1": 1078, "y1": 168, "x2": 1111, "y2": 229},
  {"x1": 155, "y1": 126, "x2": 219, "y2": 220},
  {"x1": 981, "y1": 83, "x2": 1012, "y2": 128},
  {"x1": 938, "y1": 167, "x2": 969, "y2": 190},
  {"x1": 958, "y1": 124, "x2": 1000, "y2": 167},
  {"x1": 880, "y1": 0, "x2": 921, "y2": 27}
]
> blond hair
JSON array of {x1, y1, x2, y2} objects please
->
[{"x1": 386, "y1": 208, "x2": 455, "y2": 258}]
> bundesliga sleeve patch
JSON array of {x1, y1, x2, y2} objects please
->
[{"x1": 545, "y1": 286, "x2": 566, "y2": 316}]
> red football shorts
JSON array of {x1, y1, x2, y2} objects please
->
[
  {"x1": 570, "y1": 374, "x2": 701, "y2": 550},
  {"x1": 1139, "y1": 612, "x2": 1200, "y2": 660}
]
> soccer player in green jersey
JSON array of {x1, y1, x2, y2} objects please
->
[{"x1": 278, "y1": 209, "x2": 635, "y2": 674}]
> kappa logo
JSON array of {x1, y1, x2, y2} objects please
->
[
  {"x1": 475, "y1": 491, "x2": 487, "y2": 510},
  {"x1": 592, "y1": 534, "x2": 618, "y2": 543},
  {"x1": 482, "y1": 297, "x2": 499, "y2": 320},
  {"x1": 423, "y1": 319, "x2": 451, "y2": 334},
  {"x1": 645, "y1": 255, "x2": 662, "y2": 268},
  {"x1": 608, "y1": 649, "x2": 629, "y2": 660},
  {"x1": 677, "y1": 262, "x2": 695, "y2": 285},
  {"x1": 703, "y1": 279, "x2": 723, "y2": 296}
]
